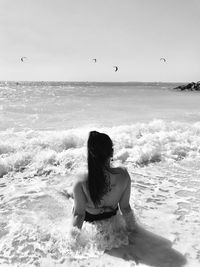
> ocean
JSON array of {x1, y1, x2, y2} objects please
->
[{"x1": 0, "y1": 81, "x2": 200, "y2": 266}]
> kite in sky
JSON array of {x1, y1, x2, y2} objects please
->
[
  {"x1": 21, "y1": 57, "x2": 27, "y2": 62},
  {"x1": 113, "y1": 66, "x2": 119, "y2": 72},
  {"x1": 160, "y1": 58, "x2": 166, "y2": 63}
]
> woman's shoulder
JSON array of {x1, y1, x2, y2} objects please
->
[
  {"x1": 113, "y1": 165, "x2": 128, "y2": 175},
  {"x1": 73, "y1": 170, "x2": 88, "y2": 188},
  {"x1": 112, "y1": 166, "x2": 130, "y2": 182}
]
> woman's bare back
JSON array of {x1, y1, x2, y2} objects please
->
[{"x1": 80, "y1": 167, "x2": 129, "y2": 214}]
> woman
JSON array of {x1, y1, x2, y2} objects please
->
[{"x1": 72, "y1": 131, "x2": 137, "y2": 232}]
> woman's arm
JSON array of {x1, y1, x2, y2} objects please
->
[
  {"x1": 119, "y1": 168, "x2": 137, "y2": 231},
  {"x1": 72, "y1": 180, "x2": 86, "y2": 229}
]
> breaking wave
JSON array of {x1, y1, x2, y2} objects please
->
[
  {"x1": 1, "y1": 119, "x2": 200, "y2": 266},
  {"x1": 1, "y1": 120, "x2": 200, "y2": 179}
]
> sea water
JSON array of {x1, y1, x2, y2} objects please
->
[{"x1": 0, "y1": 81, "x2": 200, "y2": 266}]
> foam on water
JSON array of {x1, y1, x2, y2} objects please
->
[
  {"x1": 1, "y1": 120, "x2": 200, "y2": 179},
  {"x1": 0, "y1": 188, "x2": 128, "y2": 265},
  {"x1": 0, "y1": 120, "x2": 200, "y2": 266}
]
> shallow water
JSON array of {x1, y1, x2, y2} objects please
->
[
  {"x1": 1, "y1": 81, "x2": 200, "y2": 131},
  {"x1": 0, "y1": 82, "x2": 200, "y2": 266}
]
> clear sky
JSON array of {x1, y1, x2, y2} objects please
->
[{"x1": 1, "y1": 0, "x2": 200, "y2": 82}]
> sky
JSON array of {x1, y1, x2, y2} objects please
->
[{"x1": 0, "y1": 0, "x2": 200, "y2": 82}]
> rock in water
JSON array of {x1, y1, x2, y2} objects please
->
[{"x1": 174, "y1": 81, "x2": 200, "y2": 91}]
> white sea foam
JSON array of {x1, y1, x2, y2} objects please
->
[
  {"x1": 0, "y1": 120, "x2": 200, "y2": 266},
  {"x1": 1, "y1": 120, "x2": 200, "y2": 179},
  {"x1": 0, "y1": 199, "x2": 128, "y2": 265}
]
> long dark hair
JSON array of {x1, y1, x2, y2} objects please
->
[{"x1": 87, "y1": 131, "x2": 113, "y2": 206}]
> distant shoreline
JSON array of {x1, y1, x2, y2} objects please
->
[{"x1": 0, "y1": 80, "x2": 186, "y2": 85}]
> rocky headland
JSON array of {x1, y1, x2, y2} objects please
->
[{"x1": 174, "y1": 81, "x2": 200, "y2": 91}]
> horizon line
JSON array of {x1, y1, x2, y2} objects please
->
[{"x1": 0, "y1": 80, "x2": 187, "y2": 84}]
